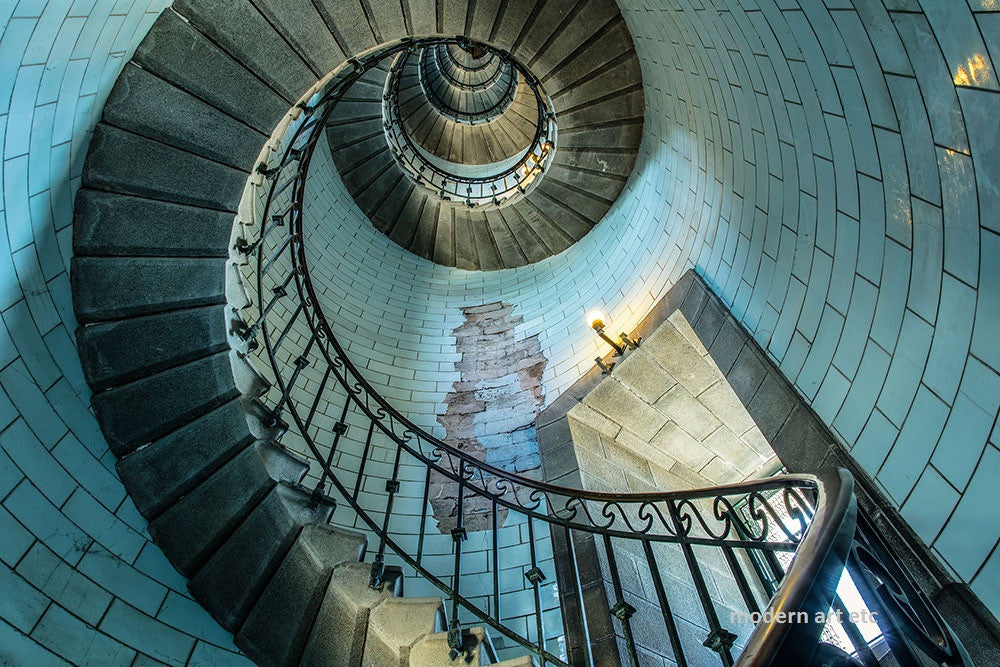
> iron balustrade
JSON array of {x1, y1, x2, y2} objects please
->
[{"x1": 232, "y1": 37, "x2": 972, "y2": 667}]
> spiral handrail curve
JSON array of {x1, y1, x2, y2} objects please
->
[{"x1": 232, "y1": 36, "x2": 967, "y2": 667}]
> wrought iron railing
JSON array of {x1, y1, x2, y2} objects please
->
[
  {"x1": 383, "y1": 39, "x2": 556, "y2": 208},
  {"x1": 232, "y1": 37, "x2": 972, "y2": 667}
]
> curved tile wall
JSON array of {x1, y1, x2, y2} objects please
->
[
  {"x1": 0, "y1": 2, "x2": 251, "y2": 664},
  {"x1": 2, "y1": 1, "x2": 1000, "y2": 663}
]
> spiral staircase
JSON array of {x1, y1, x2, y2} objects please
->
[
  {"x1": 67, "y1": 1, "x2": 973, "y2": 666},
  {"x1": 70, "y1": 1, "x2": 643, "y2": 663}
]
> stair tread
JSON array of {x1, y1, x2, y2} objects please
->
[
  {"x1": 103, "y1": 63, "x2": 266, "y2": 171},
  {"x1": 72, "y1": 256, "x2": 226, "y2": 324},
  {"x1": 73, "y1": 189, "x2": 234, "y2": 259},
  {"x1": 77, "y1": 305, "x2": 228, "y2": 391},
  {"x1": 90, "y1": 351, "x2": 238, "y2": 456},
  {"x1": 172, "y1": 0, "x2": 315, "y2": 104},
  {"x1": 116, "y1": 398, "x2": 252, "y2": 519},
  {"x1": 363, "y1": 596, "x2": 448, "y2": 666},
  {"x1": 148, "y1": 445, "x2": 274, "y2": 576},
  {"x1": 189, "y1": 482, "x2": 337, "y2": 630},
  {"x1": 133, "y1": 10, "x2": 287, "y2": 134},
  {"x1": 83, "y1": 123, "x2": 248, "y2": 212}
]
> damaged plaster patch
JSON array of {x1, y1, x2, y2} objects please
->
[{"x1": 430, "y1": 302, "x2": 547, "y2": 532}]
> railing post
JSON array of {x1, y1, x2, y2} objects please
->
[{"x1": 666, "y1": 499, "x2": 737, "y2": 666}]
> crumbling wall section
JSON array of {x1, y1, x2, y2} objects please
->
[{"x1": 431, "y1": 302, "x2": 547, "y2": 531}]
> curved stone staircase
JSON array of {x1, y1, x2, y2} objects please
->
[
  {"x1": 319, "y1": 1, "x2": 644, "y2": 271},
  {"x1": 414, "y1": 44, "x2": 521, "y2": 129},
  {"x1": 399, "y1": 69, "x2": 533, "y2": 166},
  {"x1": 70, "y1": 0, "x2": 642, "y2": 664}
]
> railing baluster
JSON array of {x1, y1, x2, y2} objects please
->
[
  {"x1": 641, "y1": 539, "x2": 688, "y2": 667},
  {"x1": 314, "y1": 393, "x2": 352, "y2": 499},
  {"x1": 416, "y1": 465, "x2": 431, "y2": 566},
  {"x1": 667, "y1": 499, "x2": 737, "y2": 666},
  {"x1": 563, "y1": 525, "x2": 593, "y2": 667},
  {"x1": 352, "y1": 421, "x2": 376, "y2": 502},
  {"x1": 720, "y1": 545, "x2": 761, "y2": 617},
  {"x1": 525, "y1": 516, "x2": 546, "y2": 660},
  {"x1": 831, "y1": 595, "x2": 878, "y2": 666},
  {"x1": 601, "y1": 533, "x2": 640, "y2": 667},
  {"x1": 271, "y1": 303, "x2": 303, "y2": 354},
  {"x1": 448, "y1": 460, "x2": 467, "y2": 656},
  {"x1": 492, "y1": 502, "x2": 500, "y2": 622},
  {"x1": 260, "y1": 233, "x2": 295, "y2": 277},
  {"x1": 303, "y1": 365, "x2": 332, "y2": 434},
  {"x1": 369, "y1": 439, "x2": 403, "y2": 589}
]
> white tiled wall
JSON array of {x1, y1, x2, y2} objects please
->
[
  {"x1": 3, "y1": 0, "x2": 1000, "y2": 662},
  {"x1": 0, "y1": 2, "x2": 251, "y2": 664}
]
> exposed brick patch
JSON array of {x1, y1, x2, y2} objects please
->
[{"x1": 430, "y1": 302, "x2": 547, "y2": 532}]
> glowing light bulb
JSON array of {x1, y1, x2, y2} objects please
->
[{"x1": 587, "y1": 310, "x2": 606, "y2": 331}]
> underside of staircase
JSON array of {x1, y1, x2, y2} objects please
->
[{"x1": 71, "y1": 0, "x2": 643, "y2": 664}]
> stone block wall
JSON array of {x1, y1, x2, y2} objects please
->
[{"x1": 566, "y1": 305, "x2": 781, "y2": 493}]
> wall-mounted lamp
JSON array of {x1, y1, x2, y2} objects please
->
[{"x1": 587, "y1": 310, "x2": 641, "y2": 359}]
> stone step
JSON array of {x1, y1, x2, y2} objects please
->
[
  {"x1": 492, "y1": 657, "x2": 537, "y2": 667},
  {"x1": 355, "y1": 161, "x2": 406, "y2": 216},
  {"x1": 535, "y1": 179, "x2": 608, "y2": 225},
  {"x1": 483, "y1": 209, "x2": 531, "y2": 268},
  {"x1": 312, "y1": 0, "x2": 378, "y2": 57},
  {"x1": 189, "y1": 483, "x2": 341, "y2": 631},
  {"x1": 83, "y1": 123, "x2": 248, "y2": 212},
  {"x1": 404, "y1": 0, "x2": 436, "y2": 35},
  {"x1": 90, "y1": 351, "x2": 237, "y2": 456},
  {"x1": 382, "y1": 182, "x2": 423, "y2": 241},
  {"x1": 370, "y1": 174, "x2": 416, "y2": 236},
  {"x1": 103, "y1": 62, "x2": 267, "y2": 171},
  {"x1": 432, "y1": 205, "x2": 457, "y2": 267},
  {"x1": 172, "y1": 0, "x2": 315, "y2": 104},
  {"x1": 236, "y1": 523, "x2": 368, "y2": 665},
  {"x1": 527, "y1": 0, "x2": 621, "y2": 83},
  {"x1": 498, "y1": 204, "x2": 570, "y2": 260},
  {"x1": 71, "y1": 256, "x2": 226, "y2": 324},
  {"x1": 116, "y1": 398, "x2": 254, "y2": 519},
  {"x1": 546, "y1": 163, "x2": 625, "y2": 200},
  {"x1": 327, "y1": 117, "x2": 384, "y2": 151},
  {"x1": 332, "y1": 132, "x2": 393, "y2": 174},
  {"x1": 558, "y1": 88, "x2": 644, "y2": 133},
  {"x1": 255, "y1": 440, "x2": 311, "y2": 486},
  {"x1": 341, "y1": 146, "x2": 395, "y2": 195},
  {"x1": 409, "y1": 626, "x2": 502, "y2": 666},
  {"x1": 362, "y1": 597, "x2": 447, "y2": 665},
  {"x1": 542, "y1": 20, "x2": 637, "y2": 99},
  {"x1": 133, "y1": 9, "x2": 287, "y2": 134},
  {"x1": 251, "y1": 0, "x2": 346, "y2": 77},
  {"x1": 408, "y1": 198, "x2": 440, "y2": 258},
  {"x1": 514, "y1": 195, "x2": 592, "y2": 243},
  {"x1": 328, "y1": 99, "x2": 383, "y2": 122},
  {"x1": 302, "y1": 561, "x2": 403, "y2": 665},
  {"x1": 73, "y1": 189, "x2": 234, "y2": 259},
  {"x1": 148, "y1": 445, "x2": 275, "y2": 576},
  {"x1": 77, "y1": 305, "x2": 228, "y2": 391}
]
